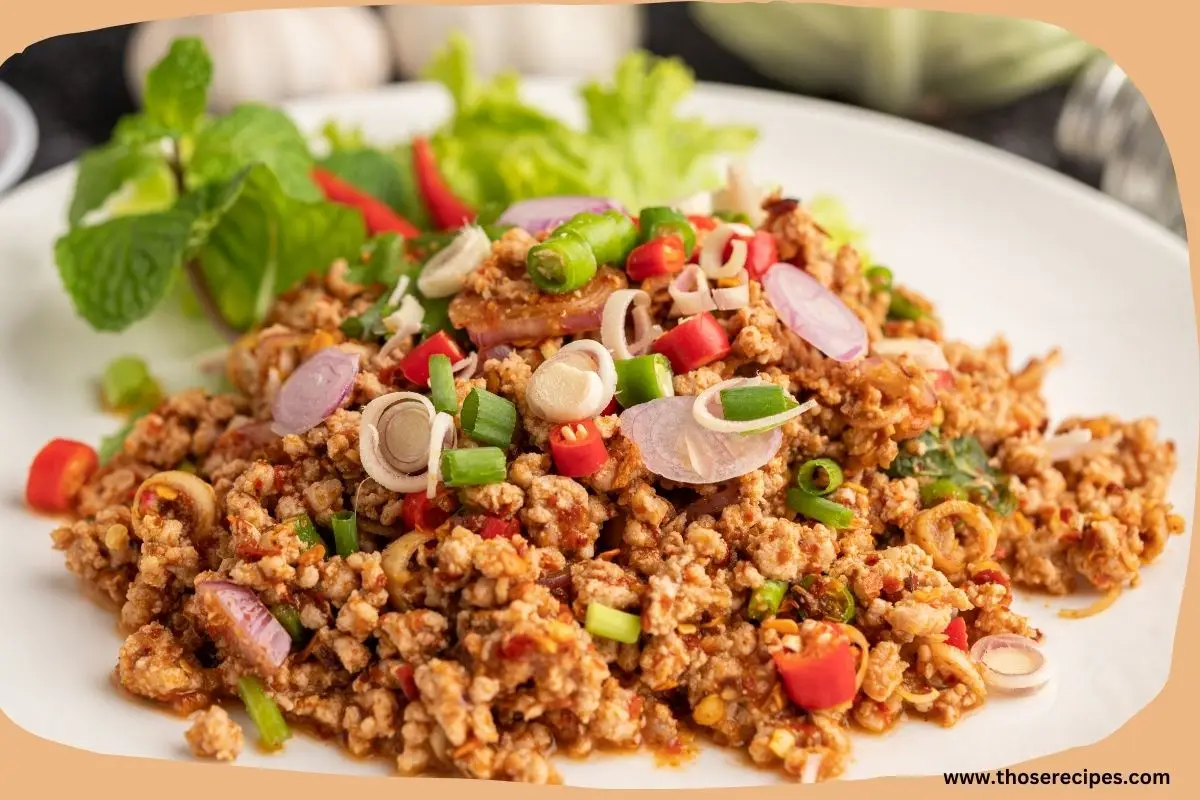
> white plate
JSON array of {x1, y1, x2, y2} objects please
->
[
  {"x1": 0, "y1": 82, "x2": 38, "y2": 196},
  {"x1": 0, "y1": 80, "x2": 1193, "y2": 788}
]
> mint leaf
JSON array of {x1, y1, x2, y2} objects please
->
[
  {"x1": 345, "y1": 232, "x2": 408, "y2": 286},
  {"x1": 320, "y1": 147, "x2": 422, "y2": 222},
  {"x1": 143, "y1": 37, "x2": 212, "y2": 134},
  {"x1": 888, "y1": 429, "x2": 1016, "y2": 517},
  {"x1": 68, "y1": 141, "x2": 171, "y2": 226},
  {"x1": 112, "y1": 113, "x2": 174, "y2": 147},
  {"x1": 55, "y1": 209, "x2": 197, "y2": 331},
  {"x1": 188, "y1": 105, "x2": 319, "y2": 202}
]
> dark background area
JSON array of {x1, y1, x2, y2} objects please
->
[{"x1": 0, "y1": 3, "x2": 1092, "y2": 187}]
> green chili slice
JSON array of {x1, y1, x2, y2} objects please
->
[
  {"x1": 585, "y1": 602, "x2": 642, "y2": 644},
  {"x1": 527, "y1": 228, "x2": 598, "y2": 294},
  {"x1": 428, "y1": 354, "x2": 458, "y2": 415},
  {"x1": 920, "y1": 477, "x2": 969, "y2": 506},
  {"x1": 614, "y1": 354, "x2": 675, "y2": 408},
  {"x1": 865, "y1": 265, "x2": 894, "y2": 293},
  {"x1": 887, "y1": 293, "x2": 926, "y2": 321},
  {"x1": 440, "y1": 447, "x2": 508, "y2": 487},
  {"x1": 460, "y1": 389, "x2": 517, "y2": 448},
  {"x1": 637, "y1": 206, "x2": 697, "y2": 256},
  {"x1": 269, "y1": 604, "x2": 305, "y2": 644},
  {"x1": 287, "y1": 514, "x2": 323, "y2": 550},
  {"x1": 747, "y1": 580, "x2": 789, "y2": 621},
  {"x1": 237, "y1": 676, "x2": 292, "y2": 750},
  {"x1": 331, "y1": 510, "x2": 359, "y2": 558},
  {"x1": 795, "y1": 458, "x2": 844, "y2": 497},
  {"x1": 719, "y1": 385, "x2": 796, "y2": 421},
  {"x1": 799, "y1": 575, "x2": 857, "y2": 623},
  {"x1": 786, "y1": 488, "x2": 854, "y2": 529}
]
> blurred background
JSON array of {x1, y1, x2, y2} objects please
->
[{"x1": 0, "y1": 3, "x2": 1184, "y2": 237}]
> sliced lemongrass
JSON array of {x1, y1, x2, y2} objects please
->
[
  {"x1": 379, "y1": 294, "x2": 426, "y2": 358},
  {"x1": 360, "y1": 392, "x2": 434, "y2": 492},
  {"x1": 872, "y1": 337, "x2": 950, "y2": 371},
  {"x1": 712, "y1": 269, "x2": 751, "y2": 311},
  {"x1": 602, "y1": 289, "x2": 662, "y2": 360},
  {"x1": 699, "y1": 221, "x2": 753, "y2": 280},
  {"x1": 969, "y1": 634, "x2": 1051, "y2": 695},
  {"x1": 417, "y1": 225, "x2": 493, "y2": 298},
  {"x1": 451, "y1": 351, "x2": 479, "y2": 378},
  {"x1": 526, "y1": 340, "x2": 617, "y2": 422},
  {"x1": 668, "y1": 264, "x2": 717, "y2": 317},
  {"x1": 425, "y1": 411, "x2": 457, "y2": 498},
  {"x1": 712, "y1": 159, "x2": 765, "y2": 227},
  {"x1": 386, "y1": 275, "x2": 412, "y2": 309},
  {"x1": 693, "y1": 377, "x2": 817, "y2": 434}
]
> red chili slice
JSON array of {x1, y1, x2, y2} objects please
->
[
  {"x1": 650, "y1": 311, "x2": 731, "y2": 374},
  {"x1": 772, "y1": 622, "x2": 858, "y2": 711},
  {"x1": 26, "y1": 438, "x2": 99, "y2": 514}
]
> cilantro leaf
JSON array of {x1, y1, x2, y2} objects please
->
[
  {"x1": 54, "y1": 208, "x2": 198, "y2": 331},
  {"x1": 68, "y1": 141, "x2": 172, "y2": 226},
  {"x1": 142, "y1": 37, "x2": 212, "y2": 134},
  {"x1": 188, "y1": 105, "x2": 320, "y2": 202},
  {"x1": 887, "y1": 429, "x2": 1016, "y2": 516}
]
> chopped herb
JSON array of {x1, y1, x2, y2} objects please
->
[{"x1": 887, "y1": 429, "x2": 1016, "y2": 516}]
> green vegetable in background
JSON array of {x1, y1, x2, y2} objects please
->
[
  {"x1": 887, "y1": 428, "x2": 1016, "y2": 516},
  {"x1": 55, "y1": 38, "x2": 368, "y2": 338}
]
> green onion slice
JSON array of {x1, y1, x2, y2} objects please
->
[
  {"x1": 795, "y1": 458, "x2": 844, "y2": 496},
  {"x1": 799, "y1": 575, "x2": 857, "y2": 623},
  {"x1": 428, "y1": 354, "x2": 458, "y2": 414},
  {"x1": 786, "y1": 488, "x2": 854, "y2": 529},
  {"x1": 920, "y1": 478, "x2": 968, "y2": 507},
  {"x1": 237, "y1": 676, "x2": 292, "y2": 750},
  {"x1": 585, "y1": 602, "x2": 642, "y2": 644},
  {"x1": 719, "y1": 385, "x2": 796, "y2": 421},
  {"x1": 440, "y1": 447, "x2": 508, "y2": 487},
  {"x1": 747, "y1": 580, "x2": 789, "y2": 621},
  {"x1": 865, "y1": 265, "x2": 894, "y2": 293},
  {"x1": 461, "y1": 389, "x2": 517, "y2": 448},
  {"x1": 331, "y1": 510, "x2": 359, "y2": 558},
  {"x1": 615, "y1": 354, "x2": 675, "y2": 408}
]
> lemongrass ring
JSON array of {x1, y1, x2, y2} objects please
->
[
  {"x1": 425, "y1": 411, "x2": 457, "y2": 498},
  {"x1": 379, "y1": 295, "x2": 426, "y2": 358},
  {"x1": 692, "y1": 377, "x2": 819, "y2": 434},
  {"x1": 360, "y1": 425, "x2": 427, "y2": 493},
  {"x1": 699, "y1": 222, "x2": 753, "y2": 280},
  {"x1": 360, "y1": 392, "x2": 435, "y2": 492},
  {"x1": 552, "y1": 340, "x2": 617, "y2": 416},
  {"x1": 451, "y1": 352, "x2": 479, "y2": 378},
  {"x1": 602, "y1": 289, "x2": 662, "y2": 360},
  {"x1": 969, "y1": 634, "x2": 1051, "y2": 695},
  {"x1": 417, "y1": 225, "x2": 493, "y2": 298},
  {"x1": 526, "y1": 359, "x2": 605, "y2": 423},
  {"x1": 928, "y1": 641, "x2": 988, "y2": 699},
  {"x1": 712, "y1": 269, "x2": 751, "y2": 311},
  {"x1": 872, "y1": 337, "x2": 950, "y2": 371},
  {"x1": 837, "y1": 623, "x2": 872, "y2": 693},
  {"x1": 669, "y1": 264, "x2": 717, "y2": 317}
]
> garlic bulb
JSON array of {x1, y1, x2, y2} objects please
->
[
  {"x1": 382, "y1": 5, "x2": 642, "y2": 80},
  {"x1": 126, "y1": 9, "x2": 392, "y2": 114}
]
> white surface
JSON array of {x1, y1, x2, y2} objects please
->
[
  {"x1": 0, "y1": 81, "x2": 38, "y2": 196},
  {"x1": 0, "y1": 80, "x2": 1194, "y2": 787}
]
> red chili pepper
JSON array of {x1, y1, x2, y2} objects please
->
[
  {"x1": 398, "y1": 331, "x2": 466, "y2": 387},
  {"x1": 26, "y1": 439, "x2": 99, "y2": 514},
  {"x1": 772, "y1": 623, "x2": 858, "y2": 711},
  {"x1": 401, "y1": 488, "x2": 458, "y2": 532},
  {"x1": 395, "y1": 664, "x2": 419, "y2": 701},
  {"x1": 479, "y1": 516, "x2": 521, "y2": 540},
  {"x1": 600, "y1": 396, "x2": 620, "y2": 416},
  {"x1": 311, "y1": 167, "x2": 420, "y2": 238},
  {"x1": 943, "y1": 616, "x2": 969, "y2": 652},
  {"x1": 411, "y1": 137, "x2": 475, "y2": 230},
  {"x1": 625, "y1": 235, "x2": 687, "y2": 281},
  {"x1": 549, "y1": 419, "x2": 608, "y2": 478},
  {"x1": 930, "y1": 370, "x2": 954, "y2": 391},
  {"x1": 742, "y1": 230, "x2": 780, "y2": 281},
  {"x1": 972, "y1": 568, "x2": 1012, "y2": 589},
  {"x1": 651, "y1": 312, "x2": 731, "y2": 374}
]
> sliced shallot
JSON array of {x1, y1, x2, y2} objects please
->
[
  {"x1": 194, "y1": 579, "x2": 292, "y2": 672},
  {"x1": 526, "y1": 340, "x2": 617, "y2": 422},
  {"x1": 497, "y1": 196, "x2": 624, "y2": 235},
  {"x1": 425, "y1": 411, "x2": 457, "y2": 498},
  {"x1": 699, "y1": 222, "x2": 754, "y2": 280},
  {"x1": 359, "y1": 392, "x2": 435, "y2": 493},
  {"x1": 416, "y1": 225, "x2": 493, "y2": 299},
  {"x1": 872, "y1": 337, "x2": 950, "y2": 371},
  {"x1": 669, "y1": 264, "x2": 717, "y2": 317},
  {"x1": 712, "y1": 269, "x2": 751, "y2": 311},
  {"x1": 1043, "y1": 428, "x2": 1122, "y2": 462},
  {"x1": 451, "y1": 352, "x2": 479, "y2": 379},
  {"x1": 602, "y1": 289, "x2": 662, "y2": 360},
  {"x1": 762, "y1": 263, "x2": 868, "y2": 362},
  {"x1": 693, "y1": 377, "x2": 819, "y2": 434},
  {"x1": 619, "y1": 395, "x2": 784, "y2": 484},
  {"x1": 969, "y1": 634, "x2": 1051, "y2": 695},
  {"x1": 270, "y1": 347, "x2": 360, "y2": 436}
]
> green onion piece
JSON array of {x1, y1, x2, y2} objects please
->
[
  {"x1": 287, "y1": 514, "x2": 323, "y2": 550},
  {"x1": 719, "y1": 385, "x2": 796, "y2": 421},
  {"x1": 527, "y1": 228, "x2": 598, "y2": 294},
  {"x1": 920, "y1": 478, "x2": 969, "y2": 506},
  {"x1": 440, "y1": 447, "x2": 508, "y2": 487},
  {"x1": 615, "y1": 354, "x2": 675, "y2": 408},
  {"x1": 460, "y1": 389, "x2": 517, "y2": 448},
  {"x1": 713, "y1": 210, "x2": 752, "y2": 226},
  {"x1": 865, "y1": 265, "x2": 893, "y2": 293},
  {"x1": 787, "y1": 488, "x2": 854, "y2": 529},
  {"x1": 102, "y1": 356, "x2": 161, "y2": 410},
  {"x1": 799, "y1": 575, "x2": 856, "y2": 623},
  {"x1": 585, "y1": 602, "x2": 642, "y2": 644},
  {"x1": 637, "y1": 206, "x2": 696, "y2": 256},
  {"x1": 747, "y1": 580, "x2": 789, "y2": 621},
  {"x1": 236, "y1": 676, "x2": 292, "y2": 750},
  {"x1": 887, "y1": 293, "x2": 926, "y2": 321},
  {"x1": 795, "y1": 458, "x2": 844, "y2": 497},
  {"x1": 331, "y1": 510, "x2": 359, "y2": 558},
  {"x1": 269, "y1": 604, "x2": 305, "y2": 644},
  {"x1": 428, "y1": 354, "x2": 458, "y2": 414}
]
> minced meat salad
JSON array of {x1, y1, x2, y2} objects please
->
[{"x1": 30, "y1": 179, "x2": 1185, "y2": 782}]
